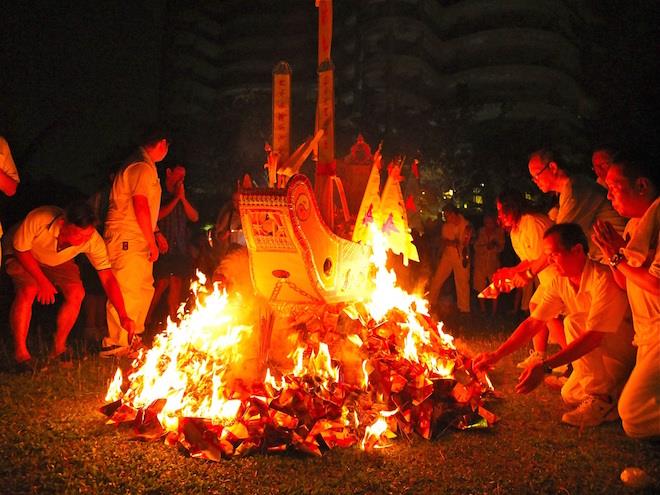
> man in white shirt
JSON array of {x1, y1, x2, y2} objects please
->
[
  {"x1": 592, "y1": 152, "x2": 660, "y2": 438},
  {"x1": 428, "y1": 204, "x2": 472, "y2": 313},
  {"x1": 475, "y1": 223, "x2": 635, "y2": 427},
  {"x1": 528, "y1": 148, "x2": 626, "y2": 261},
  {"x1": 4, "y1": 202, "x2": 134, "y2": 371},
  {"x1": 0, "y1": 136, "x2": 20, "y2": 261},
  {"x1": 101, "y1": 128, "x2": 169, "y2": 357}
]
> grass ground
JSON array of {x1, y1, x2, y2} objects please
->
[{"x1": 0, "y1": 317, "x2": 658, "y2": 495}]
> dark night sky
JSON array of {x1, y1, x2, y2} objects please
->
[
  {"x1": 0, "y1": 1, "x2": 164, "y2": 192},
  {"x1": 1, "y1": 1, "x2": 658, "y2": 201}
]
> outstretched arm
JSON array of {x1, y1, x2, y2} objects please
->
[
  {"x1": 474, "y1": 317, "x2": 547, "y2": 370},
  {"x1": 516, "y1": 330, "x2": 604, "y2": 394}
]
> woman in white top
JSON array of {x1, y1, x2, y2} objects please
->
[{"x1": 494, "y1": 190, "x2": 566, "y2": 368}]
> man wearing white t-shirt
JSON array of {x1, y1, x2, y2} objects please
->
[
  {"x1": 475, "y1": 223, "x2": 635, "y2": 427},
  {"x1": 593, "y1": 152, "x2": 660, "y2": 438},
  {"x1": 101, "y1": 129, "x2": 169, "y2": 357},
  {"x1": 527, "y1": 148, "x2": 626, "y2": 262},
  {"x1": 3, "y1": 202, "x2": 134, "y2": 371}
]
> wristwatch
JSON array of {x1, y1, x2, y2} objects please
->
[{"x1": 609, "y1": 251, "x2": 626, "y2": 268}]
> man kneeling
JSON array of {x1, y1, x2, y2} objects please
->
[
  {"x1": 475, "y1": 223, "x2": 635, "y2": 427},
  {"x1": 3, "y1": 201, "x2": 134, "y2": 371}
]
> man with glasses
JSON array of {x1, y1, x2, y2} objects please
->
[
  {"x1": 528, "y1": 148, "x2": 626, "y2": 261},
  {"x1": 100, "y1": 128, "x2": 170, "y2": 357},
  {"x1": 475, "y1": 223, "x2": 635, "y2": 428}
]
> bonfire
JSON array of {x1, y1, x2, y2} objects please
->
[{"x1": 102, "y1": 224, "x2": 497, "y2": 460}]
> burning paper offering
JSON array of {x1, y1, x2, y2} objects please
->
[{"x1": 102, "y1": 226, "x2": 497, "y2": 460}]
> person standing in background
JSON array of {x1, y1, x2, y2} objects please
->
[
  {"x1": 473, "y1": 213, "x2": 504, "y2": 315},
  {"x1": 147, "y1": 164, "x2": 198, "y2": 326},
  {"x1": 427, "y1": 204, "x2": 472, "y2": 315}
]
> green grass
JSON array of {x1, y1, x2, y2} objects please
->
[{"x1": 0, "y1": 321, "x2": 658, "y2": 494}]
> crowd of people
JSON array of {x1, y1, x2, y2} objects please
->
[
  {"x1": 0, "y1": 131, "x2": 657, "y2": 439},
  {"x1": 415, "y1": 145, "x2": 658, "y2": 437}
]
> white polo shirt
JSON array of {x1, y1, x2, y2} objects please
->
[
  {"x1": 104, "y1": 148, "x2": 161, "y2": 239},
  {"x1": 7, "y1": 206, "x2": 111, "y2": 269},
  {"x1": 531, "y1": 258, "x2": 634, "y2": 362}
]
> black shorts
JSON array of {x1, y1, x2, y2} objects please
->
[{"x1": 153, "y1": 253, "x2": 193, "y2": 280}]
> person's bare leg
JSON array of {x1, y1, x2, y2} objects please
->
[
  {"x1": 52, "y1": 283, "x2": 85, "y2": 356},
  {"x1": 10, "y1": 286, "x2": 37, "y2": 362},
  {"x1": 167, "y1": 275, "x2": 183, "y2": 322}
]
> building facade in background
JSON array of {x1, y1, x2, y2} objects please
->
[{"x1": 161, "y1": 0, "x2": 593, "y2": 210}]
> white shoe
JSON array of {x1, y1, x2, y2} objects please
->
[
  {"x1": 561, "y1": 396, "x2": 619, "y2": 427},
  {"x1": 516, "y1": 350, "x2": 545, "y2": 369}
]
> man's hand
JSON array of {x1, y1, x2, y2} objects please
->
[
  {"x1": 36, "y1": 278, "x2": 58, "y2": 304},
  {"x1": 592, "y1": 219, "x2": 626, "y2": 260},
  {"x1": 511, "y1": 271, "x2": 531, "y2": 288},
  {"x1": 473, "y1": 351, "x2": 499, "y2": 372},
  {"x1": 175, "y1": 180, "x2": 185, "y2": 200},
  {"x1": 120, "y1": 316, "x2": 136, "y2": 345},
  {"x1": 493, "y1": 267, "x2": 516, "y2": 291},
  {"x1": 155, "y1": 232, "x2": 169, "y2": 254},
  {"x1": 515, "y1": 361, "x2": 546, "y2": 394},
  {"x1": 148, "y1": 241, "x2": 160, "y2": 262}
]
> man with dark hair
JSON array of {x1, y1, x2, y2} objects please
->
[
  {"x1": 2, "y1": 201, "x2": 134, "y2": 371},
  {"x1": 593, "y1": 151, "x2": 660, "y2": 438},
  {"x1": 475, "y1": 223, "x2": 635, "y2": 428},
  {"x1": 101, "y1": 127, "x2": 169, "y2": 357},
  {"x1": 527, "y1": 147, "x2": 626, "y2": 261},
  {"x1": 592, "y1": 146, "x2": 615, "y2": 189},
  {"x1": 427, "y1": 203, "x2": 472, "y2": 314}
]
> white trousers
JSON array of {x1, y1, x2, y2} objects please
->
[
  {"x1": 561, "y1": 317, "x2": 634, "y2": 406},
  {"x1": 618, "y1": 340, "x2": 660, "y2": 438},
  {"x1": 104, "y1": 232, "x2": 154, "y2": 347},
  {"x1": 428, "y1": 249, "x2": 470, "y2": 313}
]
